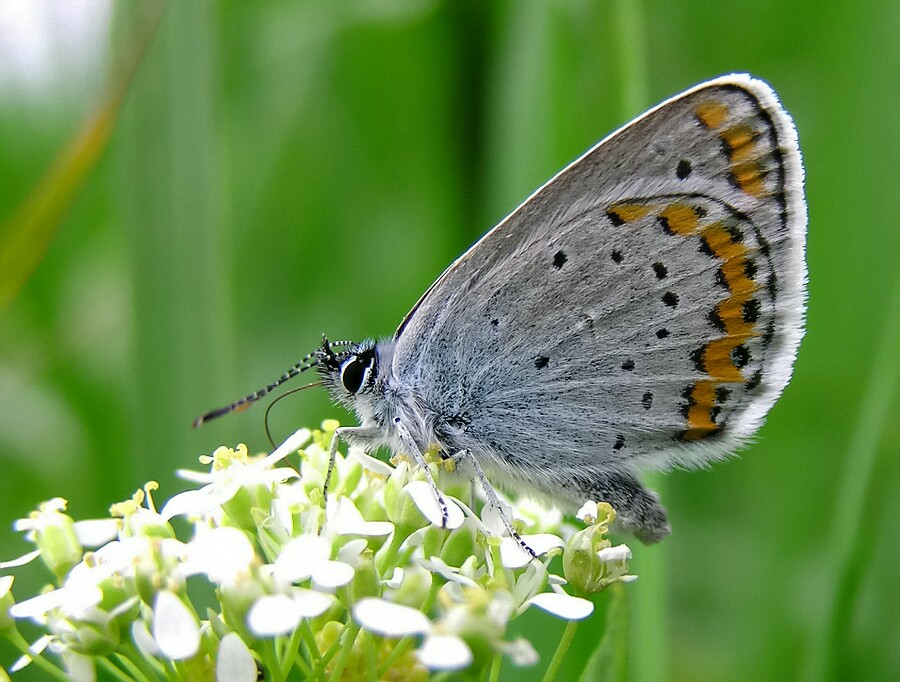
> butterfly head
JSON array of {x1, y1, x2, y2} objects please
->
[{"x1": 315, "y1": 336, "x2": 380, "y2": 406}]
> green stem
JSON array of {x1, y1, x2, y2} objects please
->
[
  {"x1": 374, "y1": 525, "x2": 408, "y2": 575},
  {"x1": 488, "y1": 652, "x2": 503, "y2": 682},
  {"x1": 112, "y1": 650, "x2": 155, "y2": 682},
  {"x1": 377, "y1": 635, "x2": 413, "y2": 677},
  {"x1": 541, "y1": 620, "x2": 579, "y2": 682},
  {"x1": 97, "y1": 657, "x2": 140, "y2": 682},
  {"x1": 115, "y1": 642, "x2": 166, "y2": 682},
  {"x1": 309, "y1": 620, "x2": 352, "y2": 680},
  {"x1": 328, "y1": 621, "x2": 361, "y2": 681},
  {"x1": 261, "y1": 639, "x2": 285, "y2": 682},
  {"x1": 2, "y1": 630, "x2": 71, "y2": 682}
]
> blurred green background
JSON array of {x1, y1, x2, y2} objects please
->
[{"x1": 1, "y1": 1, "x2": 898, "y2": 680}]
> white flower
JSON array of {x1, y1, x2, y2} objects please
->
[
  {"x1": 527, "y1": 591, "x2": 594, "y2": 620},
  {"x1": 502, "y1": 638, "x2": 540, "y2": 666},
  {"x1": 417, "y1": 556, "x2": 477, "y2": 587},
  {"x1": 598, "y1": 544, "x2": 632, "y2": 563},
  {"x1": 73, "y1": 518, "x2": 119, "y2": 547},
  {"x1": 0, "y1": 549, "x2": 42, "y2": 569},
  {"x1": 347, "y1": 446, "x2": 394, "y2": 477},
  {"x1": 217, "y1": 632, "x2": 257, "y2": 682},
  {"x1": 327, "y1": 497, "x2": 394, "y2": 537},
  {"x1": 381, "y1": 567, "x2": 404, "y2": 589},
  {"x1": 499, "y1": 533, "x2": 565, "y2": 569},
  {"x1": 246, "y1": 589, "x2": 333, "y2": 637},
  {"x1": 576, "y1": 500, "x2": 599, "y2": 524},
  {"x1": 164, "y1": 430, "x2": 309, "y2": 520},
  {"x1": 403, "y1": 481, "x2": 465, "y2": 529},
  {"x1": 152, "y1": 590, "x2": 200, "y2": 660},
  {"x1": 9, "y1": 634, "x2": 52, "y2": 672},
  {"x1": 272, "y1": 535, "x2": 354, "y2": 590},
  {"x1": 336, "y1": 538, "x2": 368, "y2": 567},
  {"x1": 182, "y1": 526, "x2": 256, "y2": 585},
  {"x1": 132, "y1": 620, "x2": 160, "y2": 657},
  {"x1": 61, "y1": 649, "x2": 94, "y2": 682},
  {"x1": 353, "y1": 597, "x2": 431, "y2": 637},
  {"x1": 417, "y1": 634, "x2": 472, "y2": 670}
]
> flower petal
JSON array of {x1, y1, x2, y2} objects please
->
[
  {"x1": 10, "y1": 589, "x2": 66, "y2": 621},
  {"x1": 73, "y1": 518, "x2": 120, "y2": 547},
  {"x1": 502, "y1": 637, "x2": 539, "y2": 667},
  {"x1": 217, "y1": 632, "x2": 258, "y2": 682},
  {"x1": 528, "y1": 592, "x2": 594, "y2": 620},
  {"x1": 500, "y1": 534, "x2": 565, "y2": 568},
  {"x1": 330, "y1": 497, "x2": 394, "y2": 537},
  {"x1": 417, "y1": 634, "x2": 473, "y2": 670},
  {"x1": 0, "y1": 575, "x2": 13, "y2": 597},
  {"x1": 273, "y1": 535, "x2": 331, "y2": 582},
  {"x1": 132, "y1": 620, "x2": 160, "y2": 657},
  {"x1": 597, "y1": 544, "x2": 632, "y2": 563},
  {"x1": 247, "y1": 594, "x2": 300, "y2": 636},
  {"x1": 61, "y1": 649, "x2": 94, "y2": 682},
  {"x1": 576, "y1": 501, "x2": 598, "y2": 523},
  {"x1": 404, "y1": 481, "x2": 464, "y2": 529},
  {"x1": 153, "y1": 590, "x2": 200, "y2": 660},
  {"x1": 0, "y1": 549, "x2": 42, "y2": 569},
  {"x1": 348, "y1": 446, "x2": 395, "y2": 477},
  {"x1": 161, "y1": 487, "x2": 231, "y2": 520},
  {"x1": 293, "y1": 588, "x2": 333, "y2": 618},
  {"x1": 381, "y1": 567, "x2": 404, "y2": 589},
  {"x1": 312, "y1": 560, "x2": 355, "y2": 590},
  {"x1": 183, "y1": 527, "x2": 256, "y2": 584},
  {"x1": 259, "y1": 429, "x2": 312, "y2": 468},
  {"x1": 353, "y1": 597, "x2": 431, "y2": 637},
  {"x1": 337, "y1": 538, "x2": 368, "y2": 566}
]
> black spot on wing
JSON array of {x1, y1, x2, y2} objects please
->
[
  {"x1": 662, "y1": 291, "x2": 679, "y2": 308},
  {"x1": 731, "y1": 344, "x2": 751, "y2": 369},
  {"x1": 534, "y1": 356, "x2": 550, "y2": 369}
]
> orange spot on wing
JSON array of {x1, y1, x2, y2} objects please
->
[
  {"x1": 699, "y1": 337, "x2": 750, "y2": 383},
  {"x1": 695, "y1": 100, "x2": 728, "y2": 129},
  {"x1": 682, "y1": 380, "x2": 721, "y2": 440},
  {"x1": 659, "y1": 203, "x2": 700, "y2": 236},
  {"x1": 731, "y1": 162, "x2": 766, "y2": 197},
  {"x1": 715, "y1": 296, "x2": 755, "y2": 337},
  {"x1": 722, "y1": 125, "x2": 756, "y2": 162},
  {"x1": 608, "y1": 203, "x2": 651, "y2": 223},
  {"x1": 700, "y1": 223, "x2": 744, "y2": 262},
  {"x1": 719, "y1": 257, "x2": 755, "y2": 295}
]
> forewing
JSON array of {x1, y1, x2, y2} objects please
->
[{"x1": 393, "y1": 74, "x2": 806, "y2": 473}]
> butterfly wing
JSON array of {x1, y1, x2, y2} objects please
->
[{"x1": 392, "y1": 74, "x2": 806, "y2": 484}]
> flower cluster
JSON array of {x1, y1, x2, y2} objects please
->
[{"x1": 0, "y1": 421, "x2": 636, "y2": 680}]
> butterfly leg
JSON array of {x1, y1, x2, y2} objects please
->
[
  {"x1": 582, "y1": 472, "x2": 671, "y2": 544},
  {"x1": 451, "y1": 450, "x2": 537, "y2": 559},
  {"x1": 391, "y1": 418, "x2": 451, "y2": 528},
  {"x1": 326, "y1": 426, "x2": 383, "y2": 498}
]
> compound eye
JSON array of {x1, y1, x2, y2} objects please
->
[{"x1": 340, "y1": 355, "x2": 366, "y2": 394}]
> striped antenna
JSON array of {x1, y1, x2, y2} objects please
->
[{"x1": 192, "y1": 350, "x2": 320, "y2": 428}]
